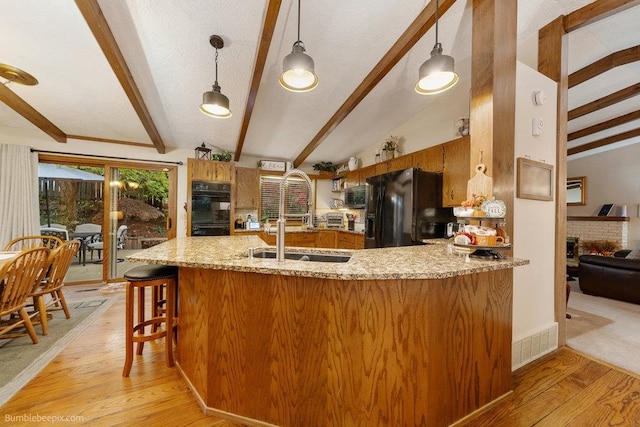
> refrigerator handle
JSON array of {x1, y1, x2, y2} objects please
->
[{"x1": 377, "y1": 185, "x2": 384, "y2": 246}]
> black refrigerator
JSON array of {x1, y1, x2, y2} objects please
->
[{"x1": 365, "y1": 168, "x2": 455, "y2": 248}]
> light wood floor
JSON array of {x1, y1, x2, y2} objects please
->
[{"x1": 3, "y1": 285, "x2": 640, "y2": 426}]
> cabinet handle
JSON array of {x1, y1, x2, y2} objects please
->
[{"x1": 450, "y1": 190, "x2": 454, "y2": 200}]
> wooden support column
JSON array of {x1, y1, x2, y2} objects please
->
[
  {"x1": 538, "y1": 17, "x2": 568, "y2": 345},
  {"x1": 469, "y1": 0, "x2": 517, "y2": 241}
]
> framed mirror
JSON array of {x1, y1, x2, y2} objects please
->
[{"x1": 567, "y1": 176, "x2": 587, "y2": 206}]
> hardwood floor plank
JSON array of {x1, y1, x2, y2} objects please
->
[{"x1": 3, "y1": 285, "x2": 640, "y2": 427}]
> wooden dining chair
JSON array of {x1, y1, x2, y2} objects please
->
[
  {"x1": 3, "y1": 235, "x2": 64, "y2": 251},
  {"x1": 29, "y1": 240, "x2": 80, "y2": 335},
  {"x1": 0, "y1": 247, "x2": 51, "y2": 344}
]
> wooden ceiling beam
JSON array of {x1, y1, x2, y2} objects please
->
[
  {"x1": 568, "y1": 82, "x2": 640, "y2": 120},
  {"x1": 568, "y1": 109, "x2": 640, "y2": 141},
  {"x1": 0, "y1": 84, "x2": 67, "y2": 143},
  {"x1": 293, "y1": 0, "x2": 456, "y2": 167},
  {"x1": 568, "y1": 126, "x2": 640, "y2": 155},
  {"x1": 563, "y1": 0, "x2": 640, "y2": 32},
  {"x1": 234, "y1": 0, "x2": 282, "y2": 162},
  {"x1": 569, "y1": 45, "x2": 640, "y2": 88},
  {"x1": 75, "y1": 0, "x2": 167, "y2": 154}
]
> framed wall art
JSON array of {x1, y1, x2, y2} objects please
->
[{"x1": 516, "y1": 157, "x2": 554, "y2": 201}]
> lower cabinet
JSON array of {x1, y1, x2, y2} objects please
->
[{"x1": 236, "y1": 230, "x2": 363, "y2": 249}]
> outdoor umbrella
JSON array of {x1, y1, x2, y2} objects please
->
[{"x1": 38, "y1": 164, "x2": 104, "y2": 227}]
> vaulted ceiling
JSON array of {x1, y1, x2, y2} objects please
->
[{"x1": 1, "y1": 0, "x2": 638, "y2": 165}]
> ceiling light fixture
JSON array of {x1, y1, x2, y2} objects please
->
[
  {"x1": 0, "y1": 63, "x2": 38, "y2": 86},
  {"x1": 415, "y1": 0, "x2": 458, "y2": 95},
  {"x1": 279, "y1": 0, "x2": 318, "y2": 92},
  {"x1": 200, "y1": 35, "x2": 232, "y2": 118}
]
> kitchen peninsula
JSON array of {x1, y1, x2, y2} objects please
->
[{"x1": 128, "y1": 236, "x2": 528, "y2": 426}]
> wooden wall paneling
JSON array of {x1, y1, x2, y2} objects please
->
[
  {"x1": 470, "y1": 0, "x2": 517, "y2": 249},
  {"x1": 176, "y1": 267, "x2": 515, "y2": 425},
  {"x1": 538, "y1": 16, "x2": 569, "y2": 345}
]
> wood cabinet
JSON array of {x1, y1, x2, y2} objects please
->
[
  {"x1": 442, "y1": 136, "x2": 470, "y2": 207},
  {"x1": 188, "y1": 158, "x2": 234, "y2": 182},
  {"x1": 358, "y1": 165, "x2": 376, "y2": 184},
  {"x1": 287, "y1": 232, "x2": 316, "y2": 247},
  {"x1": 187, "y1": 158, "x2": 235, "y2": 237},
  {"x1": 316, "y1": 230, "x2": 336, "y2": 248},
  {"x1": 235, "y1": 167, "x2": 260, "y2": 209},
  {"x1": 345, "y1": 170, "x2": 360, "y2": 188},
  {"x1": 413, "y1": 145, "x2": 444, "y2": 172},
  {"x1": 336, "y1": 231, "x2": 364, "y2": 249}
]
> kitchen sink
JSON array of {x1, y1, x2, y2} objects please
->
[{"x1": 251, "y1": 249, "x2": 351, "y2": 263}]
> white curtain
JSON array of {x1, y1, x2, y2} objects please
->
[{"x1": 0, "y1": 144, "x2": 40, "y2": 246}]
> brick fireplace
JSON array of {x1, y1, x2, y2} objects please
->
[{"x1": 567, "y1": 216, "x2": 629, "y2": 256}]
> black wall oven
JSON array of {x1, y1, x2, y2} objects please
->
[{"x1": 191, "y1": 181, "x2": 231, "y2": 236}]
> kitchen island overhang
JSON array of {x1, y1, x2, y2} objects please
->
[{"x1": 128, "y1": 236, "x2": 528, "y2": 426}]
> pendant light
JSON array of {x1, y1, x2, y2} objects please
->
[
  {"x1": 415, "y1": 0, "x2": 458, "y2": 95},
  {"x1": 200, "y1": 35, "x2": 232, "y2": 118},
  {"x1": 279, "y1": 0, "x2": 318, "y2": 92}
]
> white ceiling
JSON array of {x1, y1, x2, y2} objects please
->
[{"x1": 1, "y1": 0, "x2": 638, "y2": 164}]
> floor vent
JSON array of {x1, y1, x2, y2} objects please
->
[{"x1": 512, "y1": 323, "x2": 558, "y2": 371}]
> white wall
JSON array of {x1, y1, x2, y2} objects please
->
[
  {"x1": 567, "y1": 143, "x2": 640, "y2": 249},
  {"x1": 353, "y1": 80, "x2": 473, "y2": 168},
  {"x1": 512, "y1": 62, "x2": 558, "y2": 345}
]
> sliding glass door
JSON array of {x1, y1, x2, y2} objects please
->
[{"x1": 38, "y1": 156, "x2": 176, "y2": 285}]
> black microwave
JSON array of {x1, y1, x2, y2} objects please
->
[{"x1": 344, "y1": 185, "x2": 366, "y2": 208}]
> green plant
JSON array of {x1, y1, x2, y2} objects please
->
[
  {"x1": 212, "y1": 151, "x2": 232, "y2": 162},
  {"x1": 312, "y1": 161, "x2": 337, "y2": 172},
  {"x1": 383, "y1": 135, "x2": 399, "y2": 151}
]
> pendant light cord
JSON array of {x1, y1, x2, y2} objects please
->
[
  {"x1": 434, "y1": 0, "x2": 439, "y2": 45},
  {"x1": 297, "y1": 0, "x2": 301, "y2": 43},
  {"x1": 214, "y1": 49, "x2": 219, "y2": 86}
]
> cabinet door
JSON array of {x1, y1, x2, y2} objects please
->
[
  {"x1": 345, "y1": 171, "x2": 360, "y2": 188},
  {"x1": 336, "y1": 232, "x2": 357, "y2": 249},
  {"x1": 287, "y1": 232, "x2": 317, "y2": 247},
  {"x1": 189, "y1": 158, "x2": 234, "y2": 182},
  {"x1": 235, "y1": 167, "x2": 260, "y2": 209},
  {"x1": 442, "y1": 136, "x2": 470, "y2": 207},
  {"x1": 387, "y1": 155, "x2": 413, "y2": 173},
  {"x1": 413, "y1": 145, "x2": 444, "y2": 172},
  {"x1": 359, "y1": 165, "x2": 377, "y2": 183},
  {"x1": 316, "y1": 230, "x2": 336, "y2": 248}
]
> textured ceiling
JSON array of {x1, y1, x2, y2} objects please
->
[{"x1": 0, "y1": 0, "x2": 638, "y2": 164}]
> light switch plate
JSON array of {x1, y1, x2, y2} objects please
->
[{"x1": 532, "y1": 117, "x2": 543, "y2": 136}]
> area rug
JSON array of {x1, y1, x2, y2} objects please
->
[
  {"x1": 0, "y1": 298, "x2": 115, "y2": 406},
  {"x1": 566, "y1": 283, "x2": 640, "y2": 376}
]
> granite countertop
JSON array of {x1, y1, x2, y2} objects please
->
[{"x1": 127, "y1": 236, "x2": 528, "y2": 280}]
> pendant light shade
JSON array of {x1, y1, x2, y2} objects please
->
[
  {"x1": 280, "y1": 0, "x2": 318, "y2": 92},
  {"x1": 200, "y1": 35, "x2": 232, "y2": 118},
  {"x1": 280, "y1": 41, "x2": 318, "y2": 92},
  {"x1": 415, "y1": 0, "x2": 458, "y2": 95}
]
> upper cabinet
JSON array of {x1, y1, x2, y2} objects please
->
[
  {"x1": 442, "y1": 136, "x2": 470, "y2": 207},
  {"x1": 413, "y1": 145, "x2": 444, "y2": 172},
  {"x1": 235, "y1": 167, "x2": 260, "y2": 209},
  {"x1": 188, "y1": 158, "x2": 234, "y2": 182}
]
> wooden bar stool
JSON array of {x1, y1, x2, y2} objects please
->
[{"x1": 122, "y1": 265, "x2": 178, "y2": 377}]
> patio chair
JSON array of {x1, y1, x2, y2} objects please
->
[
  {"x1": 28, "y1": 240, "x2": 80, "y2": 335},
  {"x1": 0, "y1": 247, "x2": 51, "y2": 344},
  {"x1": 3, "y1": 235, "x2": 64, "y2": 251},
  {"x1": 40, "y1": 227, "x2": 69, "y2": 241},
  {"x1": 87, "y1": 225, "x2": 128, "y2": 261}
]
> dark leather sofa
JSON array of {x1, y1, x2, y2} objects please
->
[{"x1": 579, "y1": 250, "x2": 640, "y2": 304}]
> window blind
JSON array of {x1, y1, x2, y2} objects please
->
[{"x1": 260, "y1": 176, "x2": 310, "y2": 221}]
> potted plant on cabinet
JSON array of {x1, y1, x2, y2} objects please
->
[{"x1": 383, "y1": 135, "x2": 399, "y2": 160}]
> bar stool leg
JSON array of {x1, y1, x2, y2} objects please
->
[
  {"x1": 165, "y1": 280, "x2": 175, "y2": 367},
  {"x1": 136, "y1": 286, "x2": 145, "y2": 355},
  {"x1": 123, "y1": 282, "x2": 134, "y2": 377}
]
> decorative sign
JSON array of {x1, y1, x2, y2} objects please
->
[{"x1": 259, "y1": 160, "x2": 286, "y2": 171}]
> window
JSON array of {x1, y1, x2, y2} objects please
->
[{"x1": 260, "y1": 176, "x2": 311, "y2": 222}]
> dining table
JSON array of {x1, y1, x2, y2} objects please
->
[{"x1": 69, "y1": 232, "x2": 101, "y2": 266}]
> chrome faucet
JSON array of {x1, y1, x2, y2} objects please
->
[{"x1": 275, "y1": 169, "x2": 314, "y2": 262}]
